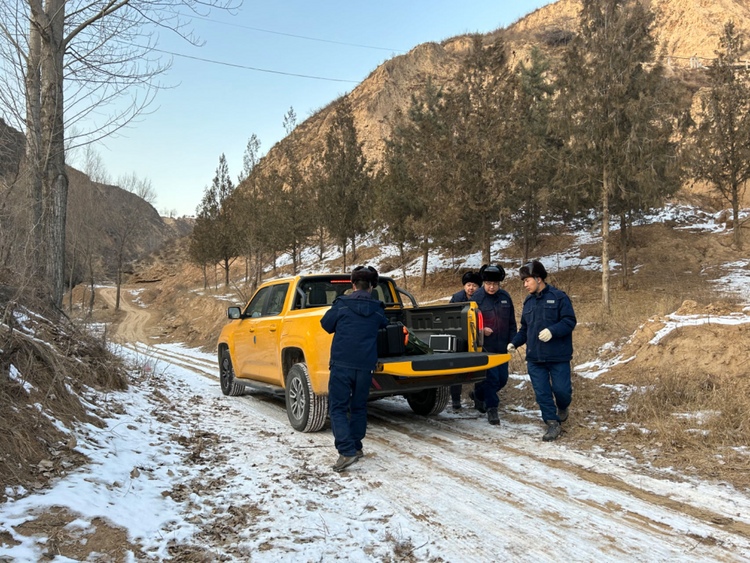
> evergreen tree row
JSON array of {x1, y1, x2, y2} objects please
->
[{"x1": 190, "y1": 0, "x2": 750, "y2": 311}]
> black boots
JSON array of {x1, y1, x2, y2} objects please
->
[
  {"x1": 487, "y1": 408, "x2": 499, "y2": 425},
  {"x1": 558, "y1": 407, "x2": 569, "y2": 422},
  {"x1": 469, "y1": 391, "x2": 486, "y2": 413},
  {"x1": 543, "y1": 420, "x2": 562, "y2": 442}
]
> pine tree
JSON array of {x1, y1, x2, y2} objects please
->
[
  {"x1": 318, "y1": 97, "x2": 369, "y2": 271},
  {"x1": 389, "y1": 78, "x2": 453, "y2": 287},
  {"x1": 444, "y1": 36, "x2": 513, "y2": 264},
  {"x1": 278, "y1": 107, "x2": 314, "y2": 274},
  {"x1": 692, "y1": 21, "x2": 750, "y2": 250},
  {"x1": 556, "y1": 0, "x2": 681, "y2": 310},
  {"x1": 507, "y1": 47, "x2": 559, "y2": 262},
  {"x1": 189, "y1": 155, "x2": 241, "y2": 289}
]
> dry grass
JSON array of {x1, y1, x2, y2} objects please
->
[{"x1": 0, "y1": 298, "x2": 129, "y2": 501}]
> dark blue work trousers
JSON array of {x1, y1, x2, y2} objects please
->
[
  {"x1": 472, "y1": 363, "x2": 509, "y2": 410},
  {"x1": 526, "y1": 361, "x2": 572, "y2": 422},
  {"x1": 328, "y1": 366, "x2": 371, "y2": 457}
]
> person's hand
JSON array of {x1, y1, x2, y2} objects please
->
[
  {"x1": 483, "y1": 327, "x2": 493, "y2": 336},
  {"x1": 538, "y1": 328, "x2": 552, "y2": 342},
  {"x1": 507, "y1": 343, "x2": 516, "y2": 354}
]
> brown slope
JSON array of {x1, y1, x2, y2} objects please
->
[
  {"x1": 255, "y1": 0, "x2": 750, "y2": 184},
  {"x1": 511, "y1": 0, "x2": 750, "y2": 59}
]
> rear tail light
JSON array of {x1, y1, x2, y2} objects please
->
[
  {"x1": 477, "y1": 311, "x2": 484, "y2": 332},
  {"x1": 403, "y1": 325, "x2": 408, "y2": 345}
]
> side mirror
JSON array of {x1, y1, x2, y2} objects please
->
[{"x1": 227, "y1": 307, "x2": 241, "y2": 320}]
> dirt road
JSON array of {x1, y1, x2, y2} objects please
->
[
  {"x1": 104, "y1": 297, "x2": 750, "y2": 562},
  {"x1": 99, "y1": 287, "x2": 151, "y2": 343}
]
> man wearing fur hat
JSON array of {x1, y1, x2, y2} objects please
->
[
  {"x1": 508, "y1": 260, "x2": 577, "y2": 442},
  {"x1": 321, "y1": 266, "x2": 388, "y2": 472},
  {"x1": 448, "y1": 271, "x2": 483, "y2": 409},
  {"x1": 469, "y1": 264, "x2": 517, "y2": 425}
]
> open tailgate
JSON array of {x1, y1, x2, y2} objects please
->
[{"x1": 375, "y1": 352, "x2": 510, "y2": 378}]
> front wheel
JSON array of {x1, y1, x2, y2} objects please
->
[
  {"x1": 406, "y1": 386, "x2": 450, "y2": 416},
  {"x1": 219, "y1": 349, "x2": 244, "y2": 396},
  {"x1": 286, "y1": 363, "x2": 328, "y2": 432}
]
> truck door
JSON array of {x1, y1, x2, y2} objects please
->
[
  {"x1": 249, "y1": 282, "x2": 289, "y2": 384},
  {"x1": 234, "y1": 286, "x2": 272, "y2": 377}
]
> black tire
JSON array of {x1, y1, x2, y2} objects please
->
[
  {"x1": 285, "y1": 363, "x2": 327, "y2": 432},
  {"x1": 220, "y1": 349, "x2": 245, "y2": 396},
  {"x1": 406, "y1": 386, "x2": 450, "y2": 416}
]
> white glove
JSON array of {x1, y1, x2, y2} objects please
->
[
  {"x1": 507, "y1": 343, "x2": 516, "y2": 354},
  {"x1": 538, "y1": 328, "x2": 552, "y2": 342}
]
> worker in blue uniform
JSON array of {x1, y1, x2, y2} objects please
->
[
  {"x1": 469, "y1": 264, "x2": 516, "y2": 425},
  {"x1": 321, "y1": 266, "x2": 388, "y2": 472},
  {"x1": 508, "y1": 261, "x2": 577, "y2": 442}
]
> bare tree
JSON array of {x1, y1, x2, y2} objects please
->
[
  {"x1": 0, "y1": 0, "x2": 238, "y2": 308},
  {"x1": 118, "y1": 171, "x2": 157, "y2": 206}
]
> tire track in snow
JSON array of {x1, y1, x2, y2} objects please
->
[{"x1": 109, "y1": 293, "x2": 750, "y2": 561}]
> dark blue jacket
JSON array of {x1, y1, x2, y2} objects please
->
[
  {"x1": 320, "y1": 290, "x2": 388, "y2": 371},
  {"x1": 470, "y1": 287, "x2": 517, "y2": 354},
  {"x1": 511, "y1": 284, "x2": 576, "y2": 363},
  {"x1": 449, "y1": 289, "x2": 470, "y2": 303}
]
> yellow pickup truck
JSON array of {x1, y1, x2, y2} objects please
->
[{"x1": 217, "y1": 274, "x2": 509, "y2": 432}]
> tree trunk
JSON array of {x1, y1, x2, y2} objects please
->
[
  {"x1": 421, "y1": 236, "x2": 429, "y2": 288},
  {"x1": 115, "y1": 267, "x2": 122, "y2": 310},
  {"x1": 254, "y1": 247, "x2": 262, "y2": 289},
  {"x1": 317, "y1": 226, "x2": 325, "y2": 261},
  {"x1": 399, "y1": 241, "x2": 408, "y2": 291},
  {"x1": 273, "y1": 252, "x2": 277, "y2": 276},
  {"x1": 620, "y1": 213, "x2": 629, "y2": 290},
  {"x1": 40, "y1": 0, "x2": 68, "y2": 309},
  {"x1": 351, "y1": 234, "x2": 357, "y2": 263},
  {"x1": 340, "y1": 239, "x2": 347, "y2": 272},
  {"x1": 224, "y1": 257, "x2": 230, "y2": 288},
  {"x1": 25, "y1": 20, "x2": 43, "y2": 280},
  {"x1": 214, "y1": 264, "x2": 218, "y2": 291},
  {"x1": 291, "y1": 241, "x2": 298, "y2": 275},
  {"x1": 482, "y1": 213, "x2": 491, "y2": 265},
  {"x1": 202, "y1": 264, "x2": 208, "y2": 290},
  {"x1": 87, "y1": 256, "x2": 95, "y2": 316},
  {"x1": 732, "y1": 186, "x2": 742, "y2": 249},
  {"x1": 602, "y1": 168, "x2": 611, "y2": 314}
]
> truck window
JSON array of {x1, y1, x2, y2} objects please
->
[
  {"x1": 294, "y1": 278, "x2": 397, "y2": 309},
  {"x1": 264, "y1": 283, "x2": 290, "y2": 316},
  {"x1": 244, "y1": 286, "x2": 271, "y2": 318}
]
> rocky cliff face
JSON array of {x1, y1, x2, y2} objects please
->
[{"x1": 255, "y1": 0, "x2": 750, "y2": 182}]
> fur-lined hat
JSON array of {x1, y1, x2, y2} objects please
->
[
  {"x1": 519, "y1": 260, "x2": 547, "y2": 281},
  {"x1": 351, "y1": 265, "x2": 379, "y2": 288},
  {"x1": 479, "y1": 264, "x2": 506, "y2": 282},
  {"x1": 461, "y1": 271, "x2": 483, "y2": 286}
]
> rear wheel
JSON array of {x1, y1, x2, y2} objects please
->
[
  {"x1": 220, "y1": 349, "x2": 244, "y2": 396},
  {"x1": 406, "y1": 386, "x2": 450, "y2": 416},
  {"x1": 286, "y1": 363, "x2": 327, "y2": 432}
]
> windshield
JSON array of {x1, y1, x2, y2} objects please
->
[{"x1": 294, "y1": 277, "x2": 397, "y2": 309}]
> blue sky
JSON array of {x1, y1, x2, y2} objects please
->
[{"x1": 87, "y1": 0, "x2": 554, "y2": 216}]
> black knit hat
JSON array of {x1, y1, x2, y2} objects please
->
[
  {"x1": 519, "y1": 260, "x2": 547, "y2": 281},
  {"x1": 351, "y1": 265, "x2": 379, "y2": 288},
  {"x1": 461, "y1": 271, "x2": 483, "y2": 286},
  {"x1": 479, "y1": 264, "x2": 506, "y2": 282}
]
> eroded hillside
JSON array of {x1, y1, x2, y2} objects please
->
[{"x1": 254, "y1": 0, "x2": 750, "y2": 188}]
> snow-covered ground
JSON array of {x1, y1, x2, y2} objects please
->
[{"x1": 3, "y1": 340, "x2": 750, "y2": 561}]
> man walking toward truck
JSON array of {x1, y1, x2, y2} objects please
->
[
  {"x1": 508, "y1": 260, "x2": 577, "y2": 442},
  {"x1": 321, "y1": 266, "x2": 388, "y2": 472}
]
